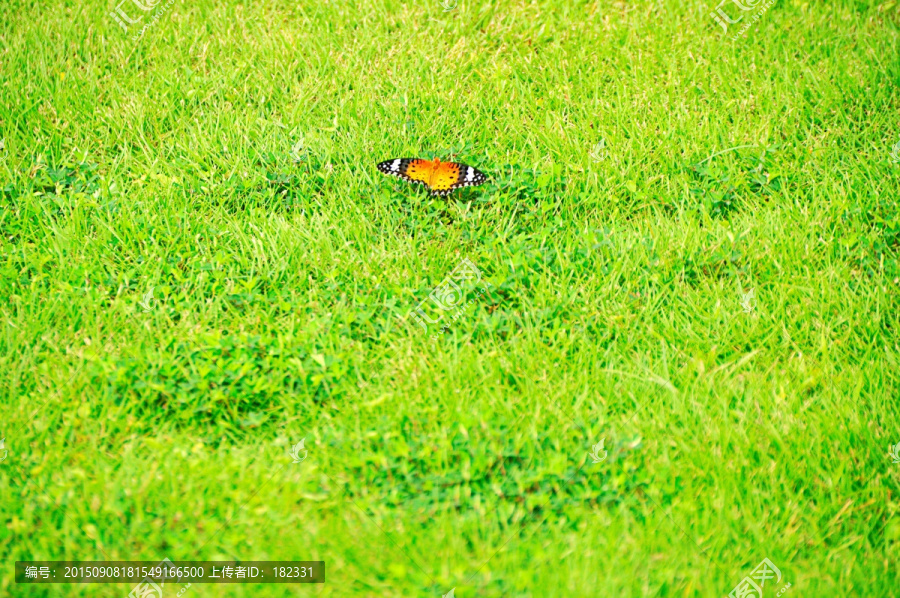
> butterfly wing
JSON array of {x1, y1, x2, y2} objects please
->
[
  {"x1": 377, "y1": 158, "x2": 433, "y2": 188},
  {"x1": 377, "y1": 158, "x2": 487, "y2": 196},
  {"x1": 429, "y1": 162, "x2": 487, "y2": 196}
]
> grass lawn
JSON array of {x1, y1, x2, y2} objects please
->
[{"x1": 2, "y1": 0, "x2": 900, "y2": 595}]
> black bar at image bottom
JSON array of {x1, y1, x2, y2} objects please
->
[{"x1": 15, "y1": 561, "x2": 325, "y2": 584}]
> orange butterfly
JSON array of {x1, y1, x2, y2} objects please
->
[{"x1": 377, "y1": 158, "x2": 487, "y2": 196}]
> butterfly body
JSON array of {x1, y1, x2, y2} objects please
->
[{"x1": 377, "y1": 157, "x2": 487, "y2": 196}]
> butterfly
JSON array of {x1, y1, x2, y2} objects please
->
[{"x1": 377, "y1": 157, "x2": 487, "y2": 196}]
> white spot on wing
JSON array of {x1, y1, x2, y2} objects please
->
[{"x1": 390, "y1": 159, "x2": 401, "y2": 172}]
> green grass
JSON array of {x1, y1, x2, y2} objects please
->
[{"x1": 2, "y1": 0, "x2": 900, "y2": 596}]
